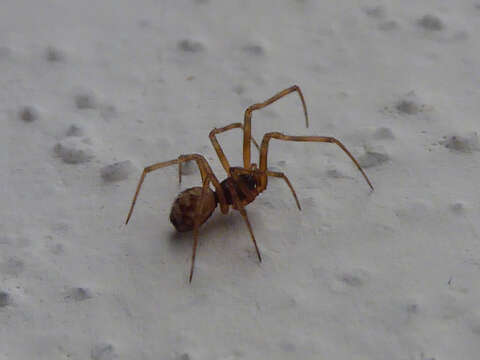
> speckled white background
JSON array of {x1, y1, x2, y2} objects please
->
[{"x1": 2, "y1": 1, "x2": 480, "y2": 359}]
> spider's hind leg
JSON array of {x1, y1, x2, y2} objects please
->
[
  {"x1": 125, "y1": 154, "x2": 222, "y2": 225},
  {"x1": 189, "y1": 174, "x2": 216, "y2": 283},
  {"x1": 258, "y1": 133, "x2": 374, "y2": 191}
]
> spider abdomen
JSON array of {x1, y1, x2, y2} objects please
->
[{"x1": 169, "y1": 187, "x2": 217, "y2": 232}]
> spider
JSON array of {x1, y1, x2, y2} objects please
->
[{"x1": 125, "y1": 85, "x2": 374, "y2": 282}]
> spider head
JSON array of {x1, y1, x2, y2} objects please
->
[{"x1": 239, "y1": 173, "x2": 261, "y2": 194}]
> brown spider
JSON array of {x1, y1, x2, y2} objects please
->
[{"x1": 125, "y1": 85, "x2": 374, "y2": 282}]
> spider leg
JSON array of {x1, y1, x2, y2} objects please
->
[
  {"x1": 125, "y1": 154, "x2": 224, "y2": 224},
  {"x1": 209, "y1": 123, "x2": 260, "y2": 175},
  {"x1": 243, "y1": 85, "x2": 309, "y2": 168},
  {"x1": 265, "y1": 170, "x2": 301, "y2": 210},
  {"x1": 239, "y1": 208, "x2": 261, "y2": 262},
  {"x1": 189, "y1": 174, "x2": 215, "y2": 283},
  {"x1": 178, "y1": 153, "x2": 215, "y2": 185},
  {"x1": 258, "y1": 132, "x2": 374, "y2": 192},
  {"x1": 190, "y1": 224, "x2": 199, "y2": 283},
  {"x1": 225, "y1": 181, "x2": 262, "y2": 262}
]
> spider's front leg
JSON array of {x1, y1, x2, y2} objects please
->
[
  {"x1": 209, "y1": 123, "x2": 260, "y2": 176},
  {"x1": 258, "y1": 132, "x2": 374, "y2": 191},
  {"x1": 242, "y1": 85, "x2": 309, "y2": 168}
]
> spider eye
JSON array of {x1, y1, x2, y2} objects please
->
[
  {"x1": 240, "y1": 174, "x2": 257, "y2": 190},
  {"x1": 247, "y1": 175, "x2": 257, "y2": 189}
]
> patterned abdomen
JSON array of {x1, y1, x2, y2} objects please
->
[{"x1": 169, "y1": 187, "x2": 217, "y2": 232}]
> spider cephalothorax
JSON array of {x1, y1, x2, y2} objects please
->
[
  {"x1": 239, "y1": 173, "x2": 258, "y2": 192},
  {"x1": 125, "y1": 85, "x2": 373, "y2": 282}
]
